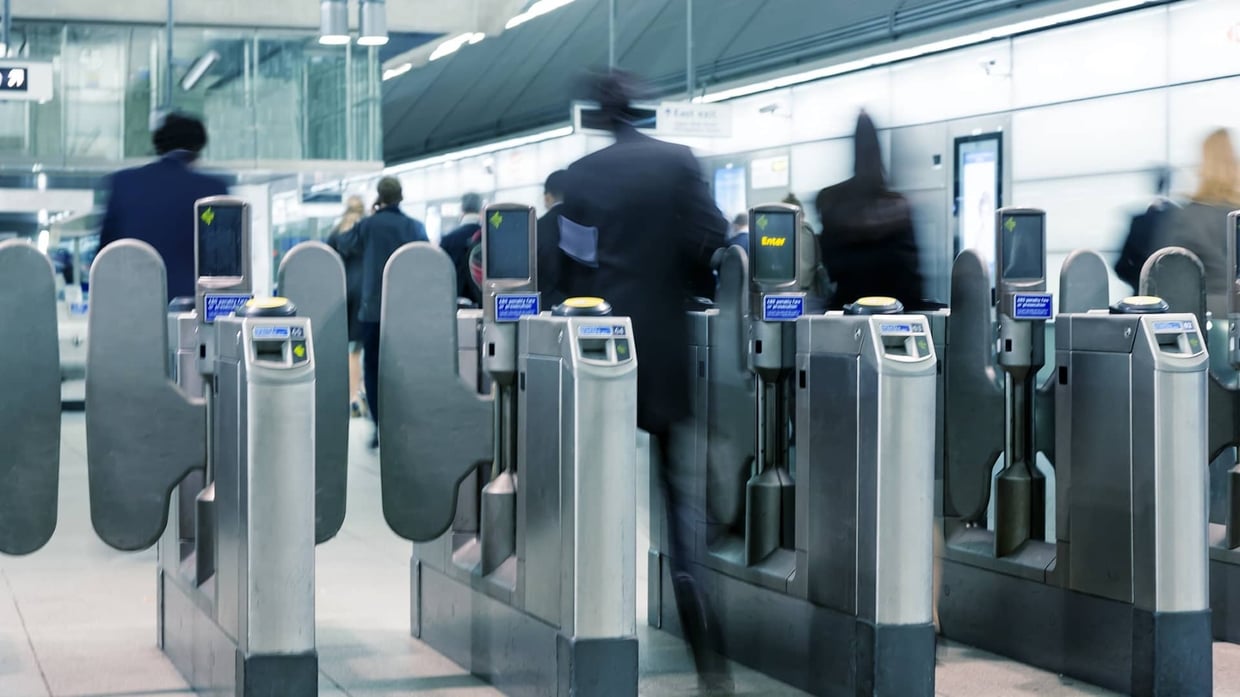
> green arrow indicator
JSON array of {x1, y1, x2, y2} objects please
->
[
  {"x1": 201, "y1": 207, "x2": 215, "y2": 226},
  {"x1": 489, "y1": 211, "x2": 503, "y2": 229},
  {"x1": 1004, "y1": 217, "x2": 1016, "y2": 233},
  {"x1": 756, "y1": 215, "x2": 768, "y2": 231}
]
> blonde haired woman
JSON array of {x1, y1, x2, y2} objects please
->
[
  {"x1": 1158, "y1": 128, "x2": 1240, "y2": 317},
  {"x1": 327, "y1": 195, "x2": 368, "y2": 415}
]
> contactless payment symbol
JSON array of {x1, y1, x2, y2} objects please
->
[
  {"x1": 756, "y1": 215, "x2": 768, "y2": 231},
  {"x1": 1004, "y1": 217, "x2": 1016, "y2": 233},
  {"x1": 490, "y1": 211, "x2": 503, "y2": 229},
  {"x1": 201, "y1": 207, "x2": 215, "y2": 226}
]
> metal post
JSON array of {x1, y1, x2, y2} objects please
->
[
  {"x1": 2, "y1": 0, "x2": 11, "y2": 57},
  {"x1": 685, "y1": 0, "x2": 694, "y2": 99},
  {"x1": 163, "y1": 0, "x2": 174, "y2": 110},
  {"x1": 608, "y1": 0, "x2": 616, "y2": 68}
]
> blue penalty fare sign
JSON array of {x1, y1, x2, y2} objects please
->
[
  {"x1": 763, "y1": 294, "x2": 805, "y2": 322},
  {"x1": 495, "y1": 293, "x2": 540, "y2": 322},
  {"x1": 204, "y1": 293, "x2": 253, "y2": 323},
  {"x1": 1013, "y1": 293, "x2": 1053, "y2": 320}
]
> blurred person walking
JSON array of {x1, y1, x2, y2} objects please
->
[
  {"x1": 815, "y1": 111, "x2": 923, "y2": 310},
  {"x1": 326, "y1": 195, "x2": 368, "y2": 416},
  {"x1": 335, "y1": 177, "x2": 428, "y2": 448},
  {"x1": 1116, "y1": 167, "x2": 1176, "y2": 294},
  {"x1": 536, "y1": 169, "x2": 591, "y2": 307},
  {"x1": 1156, "y1": 128, "x2": 1240, "y2": 317},
  {"x1": 439, "y1": 193, "x2": 485, "y2": 306},
  {"x1": 99, "y1": 112, "x2": 229, "y2": 299},
  {"x1": 559, "y1": 71, "x2": 732, "y2": 694}
]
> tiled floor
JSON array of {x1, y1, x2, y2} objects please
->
[{"x1": 2, "y1": 413, "x2": 1238, "y2": 696}]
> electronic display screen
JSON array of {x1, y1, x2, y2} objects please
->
[
  {"x1": 750, "y1": 210, "x2": 797, "y2": 284},
  {"x1": 1232, "y1": 213, "x2": 1240, "y2": 280},
  {"x1": 485, "y1": 207, "x2": 532, "y2": 281},
  {"x1": 999, "y1": 213, "x2": 1045, "y2": 282},
  {"x1": 197, "y1": 203, "x2": 244, "y2": 278},
  {"x1": 955, "y1": 134, "x2": 1002, "y2": 282}
]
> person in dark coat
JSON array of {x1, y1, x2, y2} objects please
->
[
  {"x1": 815, "y1": 111, "x2": 924, "y2": 310},
  {"x1": 438, "y1": 192, "x2": 484, "y2": 306},
  {"x1": 326, "y1": 195, "x2": 368, "y2": 415},
  {"x1": 334, "y1": 176, "x2": 428, "y2": 446},
  {"x1": 536, "y1": 169, "x2": 593, "y2": 307},
  {"x1": 99, "y1": 112, "x2": 229, "y2": 299},
  {"x1": 559, "y1": 71, "x2": 731, "y2": 693}
]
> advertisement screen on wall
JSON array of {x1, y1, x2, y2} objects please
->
[{"x1": 954, "y1": 133, "x2": 1003, "y2": 283}]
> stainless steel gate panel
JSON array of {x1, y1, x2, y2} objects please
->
[
  {"x1": 943, "y1": 250, "x2": 1004, "y2": 521},
  {"x1": 1059, "y1": 250, "x2": 1109, "y2": 314},
  {"x1": 278, "y1": 241, "x2": 349, "y2": 543},
  {"x1": 0, "y1": 240, "x2": 60, "y2": 555},
  {"x1": 87, "y1": 241, "x2": 206, "y2": 551},
  {"x1": 1141, "y1": 247, "x2": 1206, "y2": 326},
  {"x1": 379, "y1": 243, "x2": 492, "y2": 541}
]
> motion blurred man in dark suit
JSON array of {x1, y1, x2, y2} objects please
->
[
  {"x1": 99, "y1": 112, "x2": 229, "y2": 299},
  {"x1": 560, "y1": 71, "x2": 731, "y2": 693}
]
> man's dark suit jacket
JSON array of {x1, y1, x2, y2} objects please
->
[
  {"x1": 561, "y1": 126, "x2": 728, "y2": 432},
  {"x1": 99, "y1": 151, "x2": 229, "y2": 299}
]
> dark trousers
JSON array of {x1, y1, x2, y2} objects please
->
[
  {"x1": 361, "y1": 321, "x2": 380, "y2": 424},
  {"x1": 651, "y1": 425, "x2": 728, "y2": 680}
]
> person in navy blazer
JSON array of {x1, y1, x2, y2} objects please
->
[
  {"x1": 98, "y1": 112, "x2": 229, "y2": 300},
  {"x1": 559, "y1": 71, "x2": 731, "y2": 693}
]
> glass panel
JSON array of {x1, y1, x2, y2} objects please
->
[{"x1": 1011, "y1": 91, "x2": 1168, "y2": 182}]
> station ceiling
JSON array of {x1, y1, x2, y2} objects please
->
[{"x1": 382, "y1": 0, "x2": 1085, "y2": 164}]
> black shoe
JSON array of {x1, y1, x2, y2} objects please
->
[{"x1": 369, "y1": 431, "x2": 379, "y2": 449}]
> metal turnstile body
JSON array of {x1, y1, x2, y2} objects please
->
[
  {"x1": 938, "y1": 208, "x2": 1213, "y2": 695},
  {"x1": 86, "y1": 201, "x2": 346, "y2": 697},
  {"x1": 382, "y1": 207, "x2": 639, "y2": 697},
  {"x1": 1143, "y1": 213, "x2": 1240, "y2": 645},
  {"x1": 1054, "y1": 311, "x2": 1211, "y2": 694},
  {"x1": 650, "y1": 235, "x2": 938, "y2": 695}
]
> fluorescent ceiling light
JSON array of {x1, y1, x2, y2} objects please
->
[
  {"x1": 429, "y1": 33, "x2": 486, "y2": 62},
  {"x1": 386, "y1": 126, "x2": 575, "y2": 174},
  {"x1": 506, "y1": 0, "x2": 577, "y2": 30},
  {"x1": 695, "y1": 0, "x2": 1153, "y2": 103},
  {"x1": 383, "y1": 63, "x2": 413, "y2": 81},
  {"x1": 359, "y1": 0, "x2": 389, "y2": 46},
  {"x1": 180, "y1": 50, "x2": 220, "y2": 91}
]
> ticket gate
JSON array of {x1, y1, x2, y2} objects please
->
[
  {"x1": 1142, "y1": 212, "x2": 1240, "y2": 644},
  {"x1": 378, "y1": 204, "x2": 638, "y2": 697},
  {"x1": 938, "y1": 208, "x2": 1212, "y2": 695},
  {"x1": 86, "y1": 197, "x2": 348, "y2": 697},
  {"x1": 649, "y1": 204, "x2": 938, "y2": 696},
  {"x1": 0, "y1": 239, "x2": 60, "y2": 556}
]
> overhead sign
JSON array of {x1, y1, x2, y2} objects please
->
[
  {"x1": 657, "y1": 102, "x2": 732, "y2": 138},
  {"x1": 0, "y1": 63, "x2": 54, "y2": 103}
]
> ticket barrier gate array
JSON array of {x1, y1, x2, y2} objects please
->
[
  {"x1": 938, "y1": 209, "x2": 1212, "y2": 696},
  {"x1": 0, "y1": 239, "x2": 60, "y2": 557},
  {"x1": 646, "y1": 204, "x2": 938, "y2": 696},
  {"x1": 85, "y1": 197, "x2": 348, "y2": 697},
  {"x1": 378, "y1": 204, "x2": 638, "y2": 697}
]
